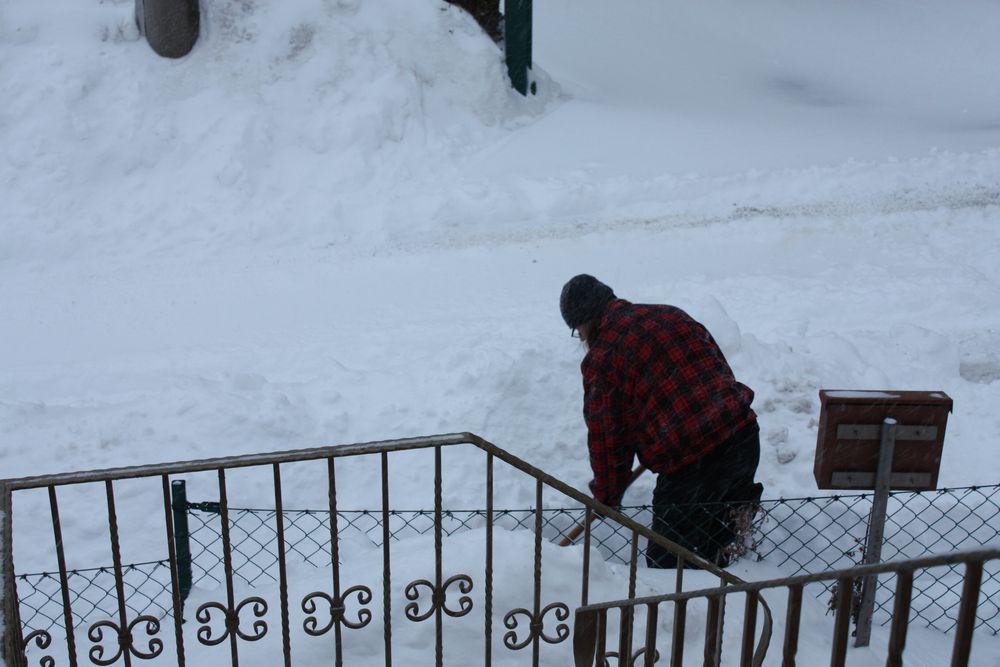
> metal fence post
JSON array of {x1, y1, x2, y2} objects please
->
[
  {"x1": 2, "y1": 481, "x2": 25, "y2": 667},
  {"x1": 855, "y1": 418, "x2": 897, "y2": 647},
  {"x1": 504, "y1": 0, "x2": 534, "y2": 95},
  {"x1": 2, "y1": 481, "x2": 11, "y2": 665},
  {"x1": 171, "y1": 480, "x2": 193, "y2": 615}
]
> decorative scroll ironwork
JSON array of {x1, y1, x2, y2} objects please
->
[
  {"x1": 404, "y1": 574, "x2": 474, "y2": 622},
  {"x1": 22, "y1": 629, "x2": 55, "y2": 667},
  {"x1": 6, "y1": 433, "x2": 753, "y2": 665},
  {"x1": 301, "y1": 584, "x2": 373, "y2": 635},
  {"x1": 601, "y1": 648, "x2": 661, "y2": 666},
  {"x1": 87, "y1": 615, "x2": 163, "y2": 665},
  {"x1": 195, "y1": 596, "x2": 268, "y2": 646},
  {"x1": 502, "y1": 601, "x2": 570, "y2": 650}
]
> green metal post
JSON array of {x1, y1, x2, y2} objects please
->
[
  {"x1": 171, "y1": 480, "x2": 193, "y2": 614},
  {"x1": 504, "y1": 0, "x2": 534, "y2": 95}
]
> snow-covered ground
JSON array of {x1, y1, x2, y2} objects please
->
[{"x1": 2, "y1": 0, "x2": 1000, "y2": 664}]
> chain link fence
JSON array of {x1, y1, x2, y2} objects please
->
[
  {"x1": 16, "y1": 484, "x2": 1000, "y2": 638},
  {"x1": 16, "y1": 561, "x2": 174, "y2": 634}
]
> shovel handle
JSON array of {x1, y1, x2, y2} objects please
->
[{"x1": 558, "y1": 464, "x2": 648, "y2": 547}]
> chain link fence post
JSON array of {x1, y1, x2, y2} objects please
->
[
  {"x1": 171, "y1": 480, "x2": 193, "y2": 617},
  {"x1": 504, "y1": 0, "x2": 534, "y2": 95}
]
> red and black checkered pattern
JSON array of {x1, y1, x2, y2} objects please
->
[{"x1": 581, "y1": 299, "x2": 756, "y2": 506}]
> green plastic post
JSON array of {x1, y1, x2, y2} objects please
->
[{"x1": 505, "y1": 0, "x2": 534, "y2": 95}]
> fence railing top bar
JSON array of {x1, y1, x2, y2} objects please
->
[
  {"x1": 613, "y1": 483, "x2": 1000, "y2": 508},
  {"x1": 0, "y1": 432, "x2": 479, "y2": 490},
  {"x1": 1, "y1": 431, "x2": 734, "y2": 580},
  {"x1": 475, "y1": 437, "x2": 736, "y2": 579},
  {"x1": 577, "y1": 547, "x2": 1000, "y2": 613}
]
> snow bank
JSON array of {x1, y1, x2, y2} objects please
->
[
  {"x1": 0, "y1": 0, "x2": 554, "y2": 263},
  {"x1": 2, "y1": 0, "x2": 999, "y2": 662},
  {"x1": 13, "y1": 524, "x2": 1000, "y2": 665},
  {"x1": 526, "y1": 0, "x2": 1000, "y2": 177}
]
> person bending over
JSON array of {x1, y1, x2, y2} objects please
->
[{"x1": 560, "y1": 274, "x2": 763, "y2": 568}]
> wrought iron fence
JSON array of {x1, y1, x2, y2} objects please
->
[
  {"x1": 15, "y1": 482, "x2": 1000, "y2": 642},
  {"x1": 3, "y1": 433, "x2": 742, "y2": 667},
  {"x1": 178, "y1": 483, "x2": 1000, "y2": 635},
  {"x1": 573, "y1": 548, "x2": 1000, "y2": 667}
]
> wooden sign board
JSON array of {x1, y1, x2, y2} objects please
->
[{"x1": 814, "y1": 390, "x2": 952, "y2": 491}]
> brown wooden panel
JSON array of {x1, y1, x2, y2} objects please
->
[{"x1": 813, "y1": 390, "x2": 951, "y2": 490}]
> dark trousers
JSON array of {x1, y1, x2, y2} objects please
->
[{"x1": 646, "y1": 423, "x2": 763, "y2": 569}]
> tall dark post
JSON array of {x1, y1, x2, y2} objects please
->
[
  {"x1": 135, "y1": 0, "x2": 200, "y2": 58},
  {"x1": 2, "y1": 482, "x2": 24, "y2": 667},
  {"x1": 2, "y1": 482, "x2": 12, "y2": 664},
  {"x1": 171, "y1": 480, "x2": 193, "y2": 613},
  {"x1": 855, "y1": 418, "x2": 898, "y2": 647},
  {"x1": 504, "y1": 0, "x2": 534, "y2": 95}
]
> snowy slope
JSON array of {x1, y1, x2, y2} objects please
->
[
  {"x1": 2, "y1": 0, "x2": 1000, "y2": 664},
  {"x1": 3, "y1": 0, "x2": 999, "y2": 499}
]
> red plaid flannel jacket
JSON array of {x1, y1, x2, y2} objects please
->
[{"x1": 582, "y1": 299, "x2": 756, "y2": 506}]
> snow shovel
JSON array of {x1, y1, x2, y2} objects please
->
[{"x1": 558, "y1": 464, "x2": 648, "y2": 547}]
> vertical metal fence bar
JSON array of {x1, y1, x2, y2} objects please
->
[
  {"x1": 0, "y1": 483, "x2": 9, "y2": 665},
  {"x1": 12, "y1": 579, "x2": 28, "y2": 667},
  {"x1": 887, "y1": 570, "x2": 913, "y2": 667},
  {"x1": 675, "y1": 557, "x2": 684, "y2": 594},
  {"x1": 217, "y1": 469, "x2": 240, "y2": 667},
  {"x1": 716, "y1": 579, "x2": 727, "y2": 666},
  {"x1": 619, "y1": 531, "x2": 638, "y2": 662},
  {"x1": 485, "y1": 452, "x2": 493, "y2": 667},
  {"x1": 531, "y1": 479, "x2": 543, "y2": 667},
  {"x1": 581, "y1": 507, "x2": 593, "y2": 606},
  {"x1": 161, "y1": 475, "x2": 186, "y2": 667},
  {"x1": 628, "y1": 531, "x2": 639, "y2": 601},
  {"x1": 617, "y1": 608, "x2": 631, "y2": 667},
  {"x1": 48, "y1": 485, "x2": 79, "y2": 667},
  {"x1": 104, "y1": 480, "x2": 134, "y2": 667},
  {"x1": 831, "y1": 577, "x2": 853, "y2": 667},
  {"x1": 855, "y1": 418, "x2": 897, "y2": 648},
  {"x1": 381, "y1": 452, "x2": 392, "y2": 667},
  {"x1": 273, "y1": 464, "x2": 291, "y2": 667},
  {"x1": 740, "y1": 590, "x2": 758, "y2": 667},
  {"x1": 2, "y1": 482, "x2": 25, "y2": 667},
  {"x1": 643, "y1": 603, "x2": 658, "y2": 667},
  {"x1": 434, "y1": 446, "x2": 444, "y2": 667},
  {"x1": 670, "y1": 599, "x2": 686, "y2": 667},
  {"x1": 704, "y1": 595, "x2": 721, "y2": 667},
  {"x1": 328, "y1": 457, "x2": 344, "y2": 666},
  {"x1": 950, "y1": 559, "x2": 983, "y2": 667},
  {"x1": 170, "y1": 480, "x2": 192, "y2": 609},
  {"x1": 781, "y1": 584, "x2": 802, "y2": 667},
  {"x1": 595, "y1": 610, "x2": 607, "y2": 667},
  {"x1": 572, "y1": 609, "x2": 599, "y2": 667}
]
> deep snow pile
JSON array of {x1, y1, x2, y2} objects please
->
[
  {"x1": 2, "y1": 0, "x2": 1000, "y2": 664},
  {"x1": 0, "y1": 0, "x2": 553, "y2": 263}
]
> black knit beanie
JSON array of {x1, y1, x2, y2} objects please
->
[{"x1": 560, "y1": 275, "x2": 616, "y2": 329}]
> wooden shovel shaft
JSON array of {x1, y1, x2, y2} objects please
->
[{"x1": 558, "y1": 464, "x2": 648, "y2": 546}]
